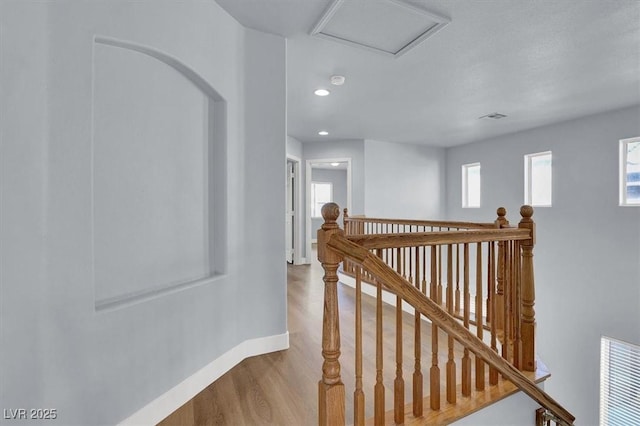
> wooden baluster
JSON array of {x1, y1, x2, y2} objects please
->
[
  {"x1": 518, "y1": 206, "x2": 536, "y2": 371},
  {"x1": 495, "y1": 208, "x2": 509, "y2": 334},
  {"x1": 394, "y1": 233, "x2": 405, "y2": 423},
  {"x1": 408, "y1": 243, "x2": 413, "y2": 285},
  {"x1": 455, "y1": 243, "x2": 461, "y2": 315},
  {"x1": 343, "y1": 208, "x2": 349, "y2": 232},
  {"x1": 430, "y1": 245, "x2": 441, "y2": 410},
  {"x1": 413, "y1": 246, "x2": 423, "y2": 417},
  {"x1": 390, "y1": 242, "x2": 394, "y2": 273},
  {"x1": 404, "y1": 227, "x2": 408, "y2": 280},
  {"x1": 438, "y1": 235, "x2": 443, "y2": 305},
  {"x1": 354, "y1": 267, "x2": 364, "y2": 426},
  {"x1": 475, "y1": 242, "x2": 485, "y2": 391},
  {"x1": 461, "y1": 243, "x2": 471, "y2": 396},
  {"x1": 375, "y1": 250, "x2": 385, "y2": 425},
  {"x1": 342, "y1": 209, "x2": 349, "y2": 275},
  {"x1": 394, "y1": 294, "x2": 404, "y2": 424},
  {"x1": 422, "y1": 244, "x2": 428, "y2": 296},
  {"x1": 513, "y1": 240, "x2": 523, "y2": 370},
  {"x1": 317, "y1": 203, "x2": 345, "y2": 426},
  {"x1": 446, "y1": 244, "x2": 456, "y2": 404},
  {"x1": 489, "y1": 242, "x2": 499, "y2": 385},
  {"x1": 502, "y1": 240, "x2": 512, "y2": 367}
]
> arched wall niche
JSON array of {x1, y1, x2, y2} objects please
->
[{"x1": 92, "y1": 36, "x2": 227, "y2": 311}]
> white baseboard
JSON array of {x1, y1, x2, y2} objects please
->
[
  {"x1": 339, "y1": 271, "x2": 430, "y2": 319},
  {"x1": 118, "y1": 331, "x2": 290, "y2": 425}
]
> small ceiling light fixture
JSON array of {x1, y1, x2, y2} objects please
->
[
  {"x1": 314, "y1": 88, "x2": 331, "y2": 96},
  {"x1": 479, "y1": 112, "x2": 508, "y2": 120},
  {"x1": 331, "y1": 162, "x2": 340, "y2": 167},
  {"x1": 330, "y1": 75, "x2": 346, "y2": 86},
  {"x1": 318, "y1": 130, "x2": 329, "y2": 136}
]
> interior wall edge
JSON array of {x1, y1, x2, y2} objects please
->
[{"x1": 118, "y1": 331, "x2": 290, "y2": 426}]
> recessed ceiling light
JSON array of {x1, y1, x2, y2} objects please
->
[
  {"x1": 314, "y1": 89, "x2": 330, "y2": 96},
  {"x1": 331, "y1": 162, "x2": 340, "y2": 167},
  {"x1": 318, "y1": 130, "x2": 329, "y2": 136}
]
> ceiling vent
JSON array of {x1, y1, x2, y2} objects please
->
[
  {"x1": 310, "y1": 0, "x2": 450, "y2": 58},
  {"x1": 479, "y1": 112, "x2": 508, "y2": 120}
]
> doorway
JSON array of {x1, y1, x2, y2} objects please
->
[
  {"x1": 286, "y1": 155, "x2": 302, "y2": 264},
  {"x1": 305, "y1": 158, "x2": 352, "y2": 263}
]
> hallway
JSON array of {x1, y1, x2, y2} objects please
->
[{"x1": 159, "y1": 254, "x2": 434, "y2": 425}]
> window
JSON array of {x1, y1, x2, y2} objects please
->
[
  {"x1": 311, "y1": 182, "x2": 332, "y2": 217},
  {"x1": 462, "y1": 163, "x2": 481, "y2": 208},
  {"x1": 620, "y1": 137, "x2": 640, "y2": 206},
  {"x1": 600, "y1": 336, "x2": 640, "y2": 425},
  {"x1": 525, "y1": 151, "x2": 552, "y2": 206}
]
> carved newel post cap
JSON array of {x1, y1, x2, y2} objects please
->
[
  {"x1": 343, "y1": 207, "x2": 348, "y2": 217},
  {"x1": 520, "y1": 205, "x2": 534, "y2": 220},
  {"x1": 496, "y1": 207, "x2": 507, "y2": 218},
  {"x1": 321, "y1": 202, "x2": 341, "y2": 224}
]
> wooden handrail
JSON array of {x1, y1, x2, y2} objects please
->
[
  {"x1": 346, "y1": 228, "x2": 531, "y2": 249},
  {"x1": 344, "y1": 215, "x2": 497, "y2": 229},
  {"x1": 326, "y1": 234, "x2": 575, "y2": 425}
]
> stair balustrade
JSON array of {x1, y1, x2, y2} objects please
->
[{"x1": 317, "y1": 203, "x2": 574, "y2": 425}]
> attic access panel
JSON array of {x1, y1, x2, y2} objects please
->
[{"x1": 311, "y1": 0, "x2": 450, "y2": 57}]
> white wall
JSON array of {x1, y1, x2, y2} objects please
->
[
  {"x1": 0, "y1": 0, "x2": 49, "y2": 415},
  {"x1": 304, "y1": 140, "x2": 365, "y2": 214},
  {"x1": 0, "y1": 2, "x2": 286, "y2": 425},
  {"x1": 287, "y1": 135, "x2": 303, "y2": 159},
  {"x1": 446, "y1": 105, "x2": 640, "y2": 423},
  {"x1": 452, "y1": 385, "x2": 543, "y2": 425},
  {"x1": 241, "y1": 27, "x2": 288, "y2": 342},
  {"x1": 364, "y1": 139, "x2": 447, "y2": 219}
]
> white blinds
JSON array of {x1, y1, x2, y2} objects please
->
[{"x1": 600, "y1": 336, "x2": 640, "y2": 425}]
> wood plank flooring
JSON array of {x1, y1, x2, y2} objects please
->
[{"x1": 158, "y1": 254, "x2": 523, "y2": 425}]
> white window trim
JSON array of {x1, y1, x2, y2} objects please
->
[
  {"x1": 619, "y1": 136, "x2": 640, "y2": 207},
  {"x1": 462, "y1": 162, "x2": 481, "y2": 208},
  {"x1": 524, "y1": 151, "x2": 553, "y2": 207},
  {"x1": 310, "y1": 181, "x2": 333, "y2": 218}
]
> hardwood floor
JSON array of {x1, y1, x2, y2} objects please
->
[{"x1": 159, "y1": 255, "x2": 474, "y2": 426}]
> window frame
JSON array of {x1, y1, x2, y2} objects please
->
[
  {"x1": 619, "y1": 137, "x2": 640, "y2": 207},
  {"x1": 461, "y1": 162, "x2": 481, "y2": 208},
  {"x1": 524, "y1": 151, "x2": 553, "y2": 207},
  {"x1": 310, "y1": 181, "x2": 333, "y2": 218}
]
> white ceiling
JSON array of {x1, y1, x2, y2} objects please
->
[
  {"x1": 216, "y1": 0, "x2": 640, "y2": 147},
  {"x1": 311, "y1": 161, "x2": 348, "y2": 170}
]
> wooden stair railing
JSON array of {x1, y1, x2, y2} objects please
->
[
  {"x1": 317, "y1": 203, "x2": 575, "y2": 426},
  {"x1": 342, "y1": 208, "x2": 512, "y2": 331},
  {"x1": 342, "y1": 207, "x2": 529, "y2": 363}
]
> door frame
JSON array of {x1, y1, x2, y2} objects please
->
[
  {"x1": 286, "y1": 154, "x2": 304, "y2": 265},
  {"x1": 306, "y1": 157, "x2": 352, "y2": 264}
]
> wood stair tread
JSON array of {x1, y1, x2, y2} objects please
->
[{"x1": 364, "y1": 361, "x2": 550, "y2": 426}]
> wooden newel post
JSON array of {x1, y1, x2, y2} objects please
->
[
  {"x1": 519, "y1": 205, "x2": 537, "y2": 372},
  {"x1": 317, "y1": 202, "x2": 346, "y2": 425},
  {"x1": 494, "y1": 207, "x2": 509, "y2": 332}
]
